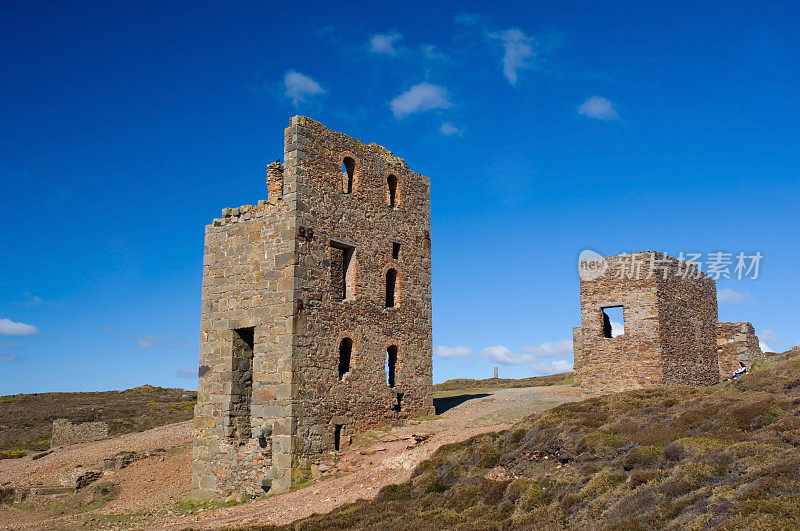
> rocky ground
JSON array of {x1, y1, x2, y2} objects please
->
[{"x1": 0, "y1": 385, "x2": 581, "y2": 529}]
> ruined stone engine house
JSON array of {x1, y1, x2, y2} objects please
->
[
  {"x1": 192, "y1": 116, "x2": 434, "y2": 497},
  {"x1": 573, "y1": 251, "x2": 763, "y2": 393}
]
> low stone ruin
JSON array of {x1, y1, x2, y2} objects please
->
[{"x1": 51, "y1": 419, "x2": 109, "y2": 448}]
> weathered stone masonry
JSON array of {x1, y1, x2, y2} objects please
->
[
  {"x1": 716, "y1": 321, "x2": 764, "y2": 378},
  {"x1": 574, "y1": 251, "x2": 762, "y2": 393},
  {"x1": 192, "y1": 116, "x2": 433, "y2": 498}
]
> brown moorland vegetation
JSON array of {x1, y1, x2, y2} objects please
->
[
  {"x1": 282, "y1": 350, "x2": 800, "y2": 529},
  {"x1": 433, "y1": 372, "x2": 575, "y2": 393},
  {"x1": 0, "y1": 386, "x2": 196, "y2": 455}
]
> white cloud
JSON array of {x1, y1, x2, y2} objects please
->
[
  {"x1": 481, "y1": 345, "x2": 531, "y2": 365},
  {"x1": 530, "y1": 359, "x2": 573, "y2": 375},
  {"x1": 440, "y1": 122, "x2": 463, "y2": 136},
  {"x1": 283, "y1": 70, "x2": 325, "y2": 107},
  {"x1": 552, "y1": 359, "x2": 573, "y2": 372},
  {"x1": 758, "y1": 329, "x2": 778, "y2": 343},
  {"x1": 390, "y1": 83, "x2": 452, "y2": 119},
  {"x1": 420, "y1": 44, "x2": 448, "y2": 61},
  {"x1": 578, "y1": 96, "x2": 620, "y2": 121},
  {"x1": 481, "y1": 339, "x2": 573, "y2": 365},
  {"x1": 760, "y1": 341, "x2": 775, "y2": 353},
  {"x1": 0, "y1": 318, "x2": 38, "y2": 337},
  {"x1": 0, "y1": 354, "x2": 20, "y2": 362},
  {"x1": 370, "y1": 32, "x2": 403, "y2": 56},
  {"x1": 717, "y1": 288, "x2": 750, "y2": 303},
  {"x1": 435, "y1": 345, "x2": 473, "y2": 358},
  {"x1": 134, "y1": 335, "x2": 191, "y2": 350},
  {"x1": 489, "y1": 29, "x2": 535, "y2": 85},
  {"x1": 610, "y1": 320, "x2": 624, "y2": 337}
]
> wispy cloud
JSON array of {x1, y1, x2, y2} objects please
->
[
  {"x1": 420, "y1": 44, "x2": 448, "y2": 61},
  {"x1": 455, "y1": 13, "x2": 481, "y2": 26},
  {"x1": 0, "y1": 354, "x2": 20, "y2": 362},
  {"x1": 390, "y1": 82, "x2": 452, "y2": 119},
  {"x1": 1, "y1": 342, "x2": 20, "y2": 349},
  {"x1": 717, "y1": 288, "x2": 751, "y2": 303},
  {"x1": 283, "y1": 70, "x2": 325, "y2": 107},
  {"x1": 489, "y1": 29, "x2": 535, "y2": 85},
  {"x1": 14, "y1": 292, "x2": 43, "y2": 308},
  {"x1": 176, "y1": 368, "x2": 197, "y2": 379},
  {"x1": 578, "y1": 96, "x2": 620, "y2": 120},
  {"x1": 370, "y1": 32, "x2": 403, "y2": 56},
  {"x1": 610, "y1": 320, "x2": 624, "y2": 337},
  {"x1": 0, "y1": 318, "x2": 38, "y2": 337},
  {"x1": 133, "y1": 335, "x2": 191, "y2": 350},
  {"x1": 440, "y1": 122, "x2": 463, "y2": 136},
  {"x1": 760, "y1": 341, "x2": 775, "y2": 353},
  {"x1": 435, "y1": 345, "x2": 473, "y2": 358},
  {"x1": 758, "y1": 329, "x2": 778, "y2": 343}
]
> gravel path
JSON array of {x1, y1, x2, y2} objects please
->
[
  {"x1": 158, "y1": 385, "x2": 581, "y2": 530},
  {"x1": 0, "y1": 386, "x2": 581, "y2": 530}
]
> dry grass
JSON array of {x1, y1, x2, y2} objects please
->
[
  {"x1": 0, "y1": 385, "x2": 196, "y2": 453},
  {"x1": 280, "y1": 349, "x2": 800, "y2": 529}
]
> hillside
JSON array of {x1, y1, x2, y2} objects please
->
[
  {"x1": 433, "y1": 372, "x2": 574, "y2": 393},
  {"x1": 0, "y1": 386, "x2": 196, "y2": 454},
  {"x1": 284, "y1": 350, "x2": 800, "y2": 529}
]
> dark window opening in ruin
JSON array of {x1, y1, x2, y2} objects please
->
[
  {"x1": 330, "y1": 242, "x2": 355, "y2": 300},
  {"x1": 602, "y1": 306, "x2": 624, "y2": 338},
  {"x1": 334, "y1": 424, "x2": 344, "y2": 450},
  {"x1": 338, "y1": 338, "x2": 352, "y2": 380},
  {"x1": 342, "y1": 157, "x2": 355, "y2": 194},
  {"x1": 392, "y1": 242, "x2": 401, "y2": 260},
  {"x1": 385, "y1": 268, "x2": 397, "y2": 308},
  {"x1": 393, "y1": 392, "x2": 404, "y2": 412},
  {"x1": 386, "y1": 345, "x2": 398, "y2": 388},
  {"x1": 387, "y1": 174, "x2": 398, "y2": 207},
  {"x1": 230, "y1": 327, "x2": 255, "y2": 440}
]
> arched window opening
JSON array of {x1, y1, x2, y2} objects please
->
[
  {"x1": 387, "y1": 174, "x2": 398, "y2": 207},
  {"x1": 342, "y1": 157, "x2": 355, "y2": 194},
  {"x1": 385, "y1": 269, "x2": 397, "y2": 308},
  {"x1": 386, "y1": 345, "x2": 397, "y2": 388},
  {"x1": 338, "y1": 338, "x2": 352, "y2": 380}
]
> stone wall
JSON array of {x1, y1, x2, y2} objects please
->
[
  {"x1": 574, "y1": 251, "x2": 719, "y2": 393},
  {"x1": 192, "y1": 116, "x2": 433, "y2": 499},
  {"x1": 50, "y1": 419, "x2": 108, "y2": 447},
  {"x1": 717, "y1": 322, "x2": 763, "y2": 378}
]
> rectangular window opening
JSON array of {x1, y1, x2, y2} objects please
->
[
  {"x1": 334, "y1": 424, "x2": 344, "y2": 451},
  {"x1": 330, "y1": 242, "x2": 355, "y2": 300},
  {"x1": 391, "y1": 242, "x2": 401, "y2": 260},
  {"x1": 601, "y1": 306, "x2": 624, "y2": 338},
  {"x1": 230, "y1": 327, "x2": 255, "y2": 440}
]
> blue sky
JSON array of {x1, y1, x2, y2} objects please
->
[{"x1": 1, "y1": 1, "x2": 798, "y2": 393}]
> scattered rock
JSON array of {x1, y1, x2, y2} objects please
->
[{"x1": 59, "y1": 466, "x2": 102, "y2": 489}]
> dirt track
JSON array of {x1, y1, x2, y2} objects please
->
[{"x1": 0, "y1": 386, "x2": 581, "y2": 529}]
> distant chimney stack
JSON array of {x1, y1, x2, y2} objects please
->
[{"x1": 493, "y1": 367, "x2": 498, "y2": 379}]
